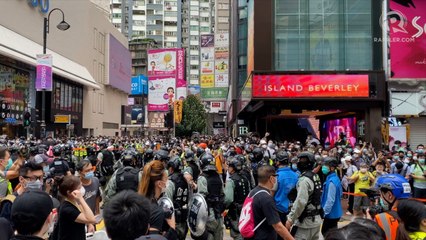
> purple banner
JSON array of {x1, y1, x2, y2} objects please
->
[
  {"x1": 36, "y1": 54, "x2": 52, "y2": 91},
  {"x1": 109, "y1": 35, "x2": 132, "y2": 93},
  {"x1": 201, "y1": 34, "x2": 215, "y2": 48}
]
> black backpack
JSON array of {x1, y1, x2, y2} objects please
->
[
  {"x1": 298, "y1": 171, "x2": 323, "y2": 223},
  {"x1": 101, "y1": 150, "x2": 115, "y2": 176},
  {"x1": 116, "y1": 166, "x2": 139, "y2": 193},
  {"x1": 230, "y1": 173, "x2": 251, "y2": 205}
]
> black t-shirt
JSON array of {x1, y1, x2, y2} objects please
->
[
  {"x1": 252, "y1": 186, "x2": 281, "y2": 240},
  {"x1": 58, "y1": 201, "x2": 85, "y2": 240}
]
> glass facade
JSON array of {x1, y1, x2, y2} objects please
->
[
  {"x1": 275, "y1": 0, "x2": 372, "y2": 71},
  {"x1": 238, "y1": 0, "x2": 248, "y2": 91},
  {"x1": 52, "y1": 80, "x2": 83, "y2": 113}
]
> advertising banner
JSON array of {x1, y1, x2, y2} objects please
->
[
  {"x1": 201, "y1": 87, "x2": 228, "y2": 99},
  {"x1": 131, "y1": 76, "x2": 142, "y2": 95},
  {"x1": 188, "y1": 85, "x2": 201, "y2": 96},
  {"x1": 200, "y1": 75, "x2": 215, "y2": 88},
  {"x1": 201, "y1": 48, "x2": 215, "y2": 61},
  {"x1": 108, "y1": 35, "x2": 132, "y2": 93},
  {"x1": 201, "y1": 34, "x2": 215, "y2": 48},
  {"x1": 148, "y1": 49, "x2": 177, "y2": 76},
  {"x1": 215, "y1": 74, "x2": 229, "y2": 87},
  {"x1": 389, "y1": 0, "x2": 426, "y2": 79},
  {"x1": 148, "y1": 112, "x2": 166, "y2": 128},
  {"x1": 321, "y1": 117, "x2": 357, "y2": 147},
  {"x1": 215, "y1": 47, "x2": 229, "y2": 60},
  {"x1": 252, "y1": 74, "x2": 369, "y2": 98},
  {"x1": 131, "y1": 106, "x2": 144, "y2": 124},
  {"x1": 148, "y1": 76, "x2": 176, "y2": 111},
  {"x1": 201, "y1": 61, "x2": 215, "y2": 74},
  {"x1": 215, "y1": 32, "x2": 229, "y2": 47},
  {"x1": 36, "y1": 54, "x2": 52, "y2": 91},
  {"x1": 174, "y1": 100, "x2": 183, "y2": 124},
  {"x1": 176, "y1": 48, "x2": 187, "y2": 100},
  {"x1": 215, "y1": 60, "x2": 229, "y2": 74}
]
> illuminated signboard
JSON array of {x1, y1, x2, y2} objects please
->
[{"x1": 252, "y1": 74, "x2": 369, "y2": 98}]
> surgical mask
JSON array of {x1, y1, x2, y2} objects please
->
[
  {"x1": 272, "y1": 180, "x2": 278, "y2": 191},
  {"x1": 418, "y1": 149, "x2": 424, "y2": 154},
  {"x1": 322, "y1": 155, "x2": 328, "y2": 158},
  {"x1": 413, "y1": 156, "x2": 418, "y2": 161},
  {"x1": 84, "y1": 171, "x2": 94, "y2": 180},
  {"x1": 80, "y1": 186, "x2": 86, "y2": 197},
  {"x1": 5, "y1": 159, "x2": 12, "y2": 171},
  {"x1": 291, "y1": 164, "x2": 298, "y2": 171},
  {"x1": 379, "y1": 198, "x2": 389, "y2": 211},
  {"x1": 360, "y1": 168, "x2": 368, "y2": 173},
  {"x1": 353, "y1": 154, "x2": 359, "y2": 158},
  {"x1": 26, "y1": 179, "x2": 43, "y2": 190},
  {"x1": 420, "y1": 159, "x2": 425, "y2": 165},
  {"x1": 321, "y1": 166, "x2": 330, "y2": 175},
  {"x1": 393, "y1": 156, "x2": 399, "y2": 160},
  {"x1": 407, "y1": 154, "x2": 413, "y2": 158}
]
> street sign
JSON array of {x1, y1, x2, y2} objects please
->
[
  {"x1": 213, "y1": 122, "x2": 225, "y2": 128},
  {"x1": 218, "y1": 110, "x2": 227, "y2": 116},
  {"x1": 54, "y1": 115, "x2": 70, "y2": 123}
]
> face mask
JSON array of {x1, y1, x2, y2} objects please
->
[
  {"x1": 26, "y1": 179, "x2": 43, "y2": 190},
  {"x1": 379, "y1": 197, "x2": 389, "y2": 211},
  {"x1": 84, "y1": 171, "x2": 94, "y2": 180},
  {"x1": 291, "y1": 164, "x2": 298, "y2": 171},
  {"x1": 5, "y1": 159, "x2": 13, "y2": 171},
  {"x1": 80, "y1": 186, "x2": 86, "y2": 197},
  {"x1": 407, "y1": 154, "x2": 413, "y2": 158},
  {"x1": 418, "y1": 149, "x2": 424, "y2": 154},
  {"x1": 404, "y1": 159, "x2": 410, "y2": 164},
  {"x1": 159, "y1": 180, "x2": 167, "y2": 194},
  {"x1": 321, "y1": 166, "x2": 330, "y2": 175},
  {"x1": 393, "y1": 156, "x2": 399, "y2": 160},
  {"x1": 360, "y1": 168, "x2": 367, "y2": 173},
  {"x1": 413, "y1": 156, "x2": 418, "y2": 161},
  {"x1": 322, "y1": 154, "x2": 328, "y2": 158},
  {"x1": 43, "y1": 166, "x2": 50, "y2": 174},
  {"x1": 420, "y1": 159, "x2": 425, "y2": 165},
  {"x1": 353, "y1": 154, "x2": 359, "y2": 158},
  {"x1": 272, "y1": 180, "x2": 278, "y2": 191}
]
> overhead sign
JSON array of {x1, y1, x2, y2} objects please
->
[
  {"x1": 54, "y1": 115, "x2": 70, "y2": 123},
  {"x1": 213, "y1": 122, "x2": 225, "y2": 128},
  {"x1": 252, "y1": 74, "x2": 369, "y2": 98}
]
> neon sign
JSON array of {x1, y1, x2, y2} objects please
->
[{"x1": 27, "y1": 0, "x2": 50, "y2": 14}]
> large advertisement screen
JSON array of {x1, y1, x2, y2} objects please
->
[
  {"x1": 108, "y1": 35, "x2": 132, "y2": 93},
  {"x1": 252, "y1": 74, "x2": 369, "y2": 98},
  {"x1": 389, "y1": 0, "x2": 426, "y2": 79},
  {"x1": 321, "y1": 117, "x2": 357, "y2": 147}
]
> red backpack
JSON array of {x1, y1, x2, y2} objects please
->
[{"x1": 238, "y1": 189, "x2": 269, "y2": 238}]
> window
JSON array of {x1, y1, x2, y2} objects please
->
[
  {"x1": 99, "y1": 93, "x2": 104, "y2": 114},
  {"x1": 93, "y1": 28, "x2": 98, "y2": 49},
  {"x1": 92, "y1": 91, "x2": 97, "y2": 113},
  {"x1": 275, "y1": 0, "x2": 373, "y2": 71}
]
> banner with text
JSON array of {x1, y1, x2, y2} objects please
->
[
  {"x1": 36, "y1": 54, "x2": 53, "y2": 91},
  {"x1": 252, "y1": 74, "x2": 369, "y2": 98}
]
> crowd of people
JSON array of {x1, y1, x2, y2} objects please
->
[{"x1": 0, "y1": 132, "x2": 425, "y2": 240}]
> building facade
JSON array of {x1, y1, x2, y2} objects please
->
[{"x1": 0, "y1": 0, "x2": 130, "y2": 138}]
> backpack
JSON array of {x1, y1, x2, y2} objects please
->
[
  {"x1": 0, "y1": 194, "x2": 16, "y2": 220},
  {"x1": 238, "y1": 189, "x2": 269, "y2": 239},
  {"x1": 116, "y1": 166, "x2": 139, "y2": 193},
  {"x1": 298, "y1": 171, "x2": 323, "y2": 222}
]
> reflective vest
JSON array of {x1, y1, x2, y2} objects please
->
[{"x1": 375, "y1": 211, "x2": 399, "y2": 240}]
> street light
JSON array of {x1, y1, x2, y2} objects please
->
[{"x1": 40, "y1": 8, "x2": 70, "y2": 138}]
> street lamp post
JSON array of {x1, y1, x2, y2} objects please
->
[{"x1": 40, "y1": 8, "x2": 70, "y2": 138}]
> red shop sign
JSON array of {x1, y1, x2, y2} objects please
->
[{"x1": 252, "y1": 74, "x2": 369, "y2": 98}]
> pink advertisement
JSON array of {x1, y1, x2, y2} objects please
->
[
  {"x1": 321, "y1": 117, "x2": 357, "y2": 148},
  {"x1": 389, "y1": 0, "x2": 426, "y2": 79},
  {"x1": 148, "y1": 76, "x2": 176, "y2": 112},
  {"x1": 176, "y1": 48, "x2": 187, "y2": 100},
  {"x1": 36, "y1": 54, "x2": 52, "y2": 91}
]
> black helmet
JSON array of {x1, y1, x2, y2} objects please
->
[
  {"x1": 167, "y1": 156, "x2": 183, "y2": 171},
  {"x1": 235, "y1": 155, "x2": 246, "y2": 165},
  {"x1": 276, "y1": 150, "x2": 289, "y2": 165},
  {"x1": 86, "y1": 146, "x2": 96, "y2": 156},
  {"x1": 184, "y1": 150, "x2": 195, "y2": 162},
  {"x1": 98, "y1": 141, "x2": 107, "y2": 149},
  {"x1": 63, "y1": 144, "x2": 72, "y2": 153},
  {"x1": 200, "y1": 154, "x2": 216, "y2": 172},
  {"x1": 252, "y1": 147, "x2": 264, "y2": 162},
  {"x1": 29, "y1": 146, "x2": 38, "y2": 156},
  {"x1": 228, "y1": 157, "x2": 242, "y2": 172},
  {"x1": 297, "y1": 151, "x2": 315, "y2": 172},
  {"x1": 196, "y1": 147, "x2": 205, "y2": 158},
  {"x1": 52, "y1": 145, "x2": 62, "y2": 157},
  {"x1": 154, "y1": 149, "x2": 169, "y2": 162},
  {"x1": 323, "y1": 157, "x2": 338, "y2": 168}
]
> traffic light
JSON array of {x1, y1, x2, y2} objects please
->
[{"x1": 23, "y1": 111, "x2": 31, "y2": 127}]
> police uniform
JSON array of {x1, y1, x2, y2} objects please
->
[
  {"x1": 103, "y1": 167, "x2": 142, "y2": 205},
  {"x1": 165, "y1": 172, "x2": 189, "y2": 240}
]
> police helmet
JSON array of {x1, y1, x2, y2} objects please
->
[
  {"x1": 98, "y1": 141, "x2": 107, "y2": 149},
  {"x1": 275, "y1": 150, "x2": 289, "y2": 165},
  {"x1": 252, "y1": 147, "x2": 264, "y2": 162},
  {"x1": 199, "y1": 154, "x2": 216, "y2": 172},
  {"x1": 86, "y1": 146, "x2": 96, "y2": 156},
  {"x1": 297, "y1": 151, "x2": 315, "y2": 171},
  {"x1": 167, "y1": 156, "x2": 183, "y2": 171},
  {"x1": 154, "y1": 149, "x2": 170, "y2": 162},
  {"x1": 228, "y1": 157, "x2": 242, "y2": 172},
  {"x1": 52, "y1": 145, "x2": 62, "y2": 157},
  {"x1": 144, "y1": 149, "x2": 154, "y2": 160},
  {"x1": 235, "y1": 155, "x2": 246, "y2": 165},
  {"x1": 184, "y1": 150, "x2": 195, "y2": 162},
  {"x1": 375, "y1": 174, "x2": 411, "y2": 199},
  {"x1": 196, "y1": 147, "x2": 205, "y2": 158},
  {"x1": 323, "y1": 157, "x2": 338, "y2": 168}
]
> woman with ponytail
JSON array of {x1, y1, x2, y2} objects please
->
[
  {"x1": 397, "y1": 199, "x2": 426, "y2": 240},
  {"x1": 138, "y1": 160, "x2": 177, "y2": 239}
]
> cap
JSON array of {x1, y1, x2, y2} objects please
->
[
  {"x1": 344, "y1": 155, "x2": 353, "y2": 161},
  {"x1": 11, "y1": 190, "x2": 53, "y2": 231},
  {"x1": 33, "y1": 154, "x2": 48, "y2": 165},
  {"x1": 353, "y1": 149, "x2": 361, "y2": 154},
  {"x1": 198, "y1": 143, "x2": 207, "y2": 149}
]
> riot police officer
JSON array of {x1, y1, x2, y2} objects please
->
[
  {"x1": 183, "y1": 150, "x2": 199, "y2": 190},
  {"x1": 224, "y1": 157, "x2": 251, "y2": 240},
  {"x1": 165, "y1": 156, "x2": 189, "y2": 240}
]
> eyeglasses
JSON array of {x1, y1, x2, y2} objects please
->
[
  {"x1": 271, "y1": 174, "x2": 278, "y2": 178},
  {"x1": 23, "y1": 175, "x2": 43, "y2": 181}
]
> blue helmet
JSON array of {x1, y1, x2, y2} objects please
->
[{"x1": 375, "y1": 174, "x2": 411, "y2": 199}]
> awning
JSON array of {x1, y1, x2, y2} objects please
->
[{"x1": 0, "y1": 25, "x2": 100, "y2": 90}]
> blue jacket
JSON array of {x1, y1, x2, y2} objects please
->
[
  {"x1": 321, "y1": 172, "x2": 343, "y2": 219},
  {"x1": 274, "y1": 167, "x2": 299, "y2": 213}
]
